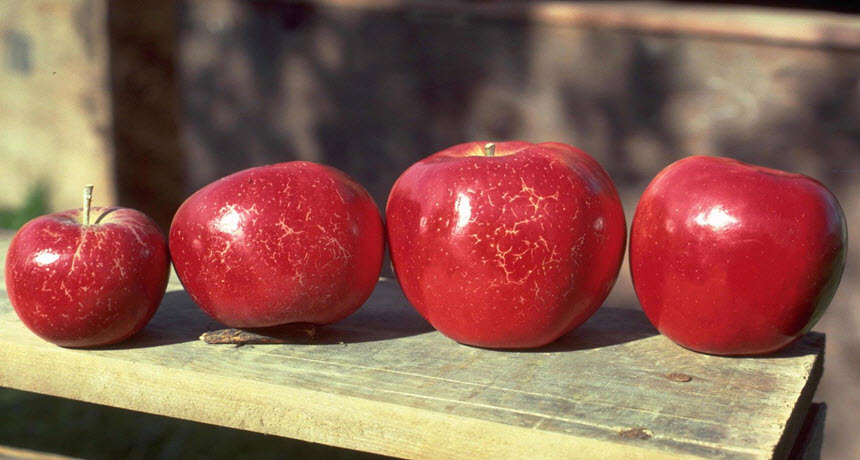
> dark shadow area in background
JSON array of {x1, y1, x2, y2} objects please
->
[
  {"x1": 0, "y1": 388, "x2": 390, "y2": 460},
  {"x1": 181, "y1": 1, "x2": 531, "y2": 209},
  {"x1": 109, "y1": 1, "x2": 185, "y2": 232},
  {"x1": 307, "y1": 5, "x2": 532, "y2": 203},
  {"x1": 560, "y1": 30, "x2": 681, "y2": 187},
  {"x1": 715, "y1": 46, "x2": 860, "y2": 191}
]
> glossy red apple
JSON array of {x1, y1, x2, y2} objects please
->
[
  {"x1": 5, "y1": 186, "x2": 170, "y2": 347},
  {"x1": 630, "y1": 156, "x2": 846, "y2": 355},
  {"x1": 386, "y1": 141, "x2": 626, "y2": 348},
  {"x1": 169, "y1": 161, "x2": 384, "y2": 328}
]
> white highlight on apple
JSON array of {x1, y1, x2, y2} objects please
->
[
  {"x1": 213, "y1": 206, "x2": 243, "y2": 235},
  {"x1": 694, "y1": 206, "x2": 738, "y2": 231},
  {"x1": 454, "y1": 193, "x2": 472, "y2": 231},
  {"x1": 33, "y1": 250, "x2": 60, "y2": 266}
]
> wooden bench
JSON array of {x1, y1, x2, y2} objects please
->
[{"x1": 0, "y1": 232, "x2": 825, "y2": 458}]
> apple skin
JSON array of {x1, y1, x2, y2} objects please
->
[
  {"x1": 386, "y1": 141, "x2": 627, "y2": 348},
  {"x1": 169, "y1": 161, "x2": 384, "y2": 328},
  {"x1": 630, "y1": 156, "x2": 847, "y2": 356},
  {"x1": 5, "y1": 207, "x2": 170, "y2": 347}
]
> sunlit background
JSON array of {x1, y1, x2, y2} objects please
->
[{"x1": 1, "y1": 1, "x2": 858, "y2": 458}]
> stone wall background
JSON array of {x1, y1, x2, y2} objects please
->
[{"x1": 1, "y1": 1, "x2": 858, "y2": 458}]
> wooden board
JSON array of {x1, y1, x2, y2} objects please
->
[{"x1": 0, "y1": 234, "x2": 823, "y2": 459}]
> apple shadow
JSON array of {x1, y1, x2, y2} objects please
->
[
  {"x1": 683, "y1": 331, "x2": 826, "y2": 360},
  {"x1": 103, "y1": 279, "x2": 435, "y2": 350},
  {"x1": 506, "y1": 304, "x2": 823, "y2": 359},
  {"x1": 513, "y1": 306, "x2": 824, "y2": 359},
  {"x1": 769, "y1": 331, "x2": 827, "y2": 359},
  {"x1": 484, "y1": 305, "x2": 661, "y2": 354},
  {"x1": 97, "y1": 289, "x2": 223, "y2": 350}
]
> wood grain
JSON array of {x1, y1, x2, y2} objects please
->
[{"x1": 0, "y1": 233, "x2": 823, "y2": 459}]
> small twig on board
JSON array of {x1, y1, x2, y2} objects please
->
[
  {"x1": 200, "y1": 326, "x2": 318, "y2": 345},
  {"x1": 664, "y1": 372, "x2": 693, "y2": 382},
  {"x1": 618, "y1": 427, "x2": 652, "y2": 440}
]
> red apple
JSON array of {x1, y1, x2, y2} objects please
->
[
  {"x1": 169, "y1": 161, "x2": 384, "y2": 328},
  {"x1": 386, "y1": 141, "x2": 626, "y2": 348},
  {"x1": 5, "y1": 186, "x2": 170, "y2": 347},
  {"x1": 630, "y1": 156, "x2": 846, "y2": 355}
]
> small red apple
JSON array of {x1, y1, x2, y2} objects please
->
[
  {"x1": 5, "y1": 186, "x2": 170, "y2": 347},
  {"x1": 630, "y1": 156, "x2": 846, "y2": 355},
  {"x1": 386, "y1": 141, "x2": 626, "y2": 348},
  {"x1": 169, "y1": 161, "x2": 384, "y2": 328}
]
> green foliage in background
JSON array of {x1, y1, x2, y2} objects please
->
[
  {"x1": 0, "y1": 184, "x2": 49, "y2": 230},
  {"x1": 0, "y1": 388, "x2": 387, "y2": 460}
]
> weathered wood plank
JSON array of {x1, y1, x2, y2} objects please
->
[{"x1": 0, "y1": 233, "x2": 823, "y2": 459}]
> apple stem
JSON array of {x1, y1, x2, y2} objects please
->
[
  {"x1": 82, "y1": 184, "x2": 94, "y2": 225},
  {"x1": 484, "y1": 143, "x2": 495, "y2": 157}
]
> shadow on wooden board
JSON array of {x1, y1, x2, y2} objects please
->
[
  {"x1": 100, "y1": 279, "x2": 437, "y2": 350},
  {"x1": 100, "y1": 278, "x2": 665, "y2": 352}
]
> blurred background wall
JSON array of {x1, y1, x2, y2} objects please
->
[
  {"x1": 0, "y1": 0, "x2": 114, "y2": 222},
  {"x1": 1, "y1": 0, "x2": 858, "y2": 458}
]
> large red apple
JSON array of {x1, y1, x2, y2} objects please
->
[
  {"x1": 630, "y1": 156, "x2": 846, "y2": 355},
  {"x1": 5, "y1": 186, "x2": 170, "y2": 347},
  {"x1": 169, "y1": 161, "x2": 384, "y2": 328},
  {"x1": 386, "y1": 141, "x2": 626, "y2": 348}
]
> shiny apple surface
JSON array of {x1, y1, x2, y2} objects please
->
[
  {"x1": 386, "y1": 141, "x2": 626, "y2": 348},
  {"x1": 630, "y1": 156, "x2": 846, "y2": 355},
  {"x1": 5, "y1": 207, "x2": 170, "y2": 347},
  {"x1": 169, "y1": 162, "x2": 384, "y2": 328}
]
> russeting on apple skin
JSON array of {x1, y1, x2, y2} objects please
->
[
  {"x1": 386, "y1": 141, "x2": 627, "y2": 349},
  {"x1": 630, "y1": 156, "x2": 847, "y2": 356},
  {"x1": 169, "y1": 161, "x2": 384, "y2": 328},
  {"x1": 5, "y1": 200, "x2": 170, "y2": 348}
]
